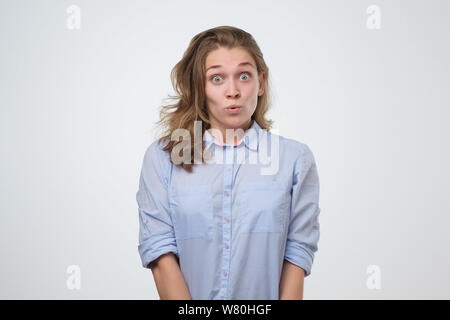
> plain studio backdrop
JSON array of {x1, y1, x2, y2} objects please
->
[{"x1": 1, "y1": 0, "x2": 449, "y2": 299}]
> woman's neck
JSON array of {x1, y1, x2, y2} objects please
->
[{"x1": 209, "y1": 119, "x2": 253, "y2": 146}]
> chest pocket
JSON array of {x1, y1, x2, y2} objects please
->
[
  {"x1": 238, "y1": 180, "x2": 290, "y2": 233},
  {"x1": 170, "y1": 184, "x2": 214, "y2": 241}
]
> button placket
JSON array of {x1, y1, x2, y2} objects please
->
[{"x1": 220, "y1": 147, "x2": 234, "y2": 299}]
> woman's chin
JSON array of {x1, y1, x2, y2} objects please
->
[{"x1": 223, "y1": 117, "x2": 251, "y2": 128}]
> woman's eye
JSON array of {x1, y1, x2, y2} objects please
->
[
  {"x1": 240, "y1": 73, "x2": 250, "y2": 80},
  {"x1": 210, "y1": 72, "x2": 251, "y2": 84}
]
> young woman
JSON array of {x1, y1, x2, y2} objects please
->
[{"x1": 136, "y1": 26, "x2": 321, "y2": 300}]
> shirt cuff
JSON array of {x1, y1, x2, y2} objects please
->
[
  {"x1": 284, "y1": 241, "x2": 314, "y2": 277},
  {"x1": 138, "y1": 241, "x2": 179, "y2": 269}
]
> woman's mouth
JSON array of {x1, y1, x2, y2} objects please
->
[{"x1": 225, "y1": 105, "x2": 242, "y2": 113}]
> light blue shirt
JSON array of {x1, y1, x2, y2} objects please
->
[{"x1": 136, "y1": 120, "x2": 321, "y2": 300}]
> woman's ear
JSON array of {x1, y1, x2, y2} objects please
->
[{"x1": 258, "y1": 72, "x2": 266, "y2": 96}]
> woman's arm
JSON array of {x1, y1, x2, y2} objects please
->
[
  {"x1": 150, "y1": 253, "x2": 192, "y2": 300},
  {"x1": 279, "y1": 259, "x2": 305, "y2": 300}
]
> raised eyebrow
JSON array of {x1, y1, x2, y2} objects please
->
[
  {"x1": 208, "y1": 70, "x2": 253, "y2": 78},
  {"x1": 206, "y1": 62, "x2": 255, "y2": 73}
]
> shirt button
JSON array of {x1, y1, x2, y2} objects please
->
[
  {"x1": 223, "y1": 271, "x2": 228, "y2": 277},
  {"x1": 227, "y1": 167, "x2": 231, "y2": 171},
  {"x1": 224, "y1": 218, "x2": 229, "y2": 223},
  {"x1": 225, "y1": 244, "x2": 229, "y2": 249},
  {"x1": 225, "y1": 192, "x2": 230, "y2": 197}
]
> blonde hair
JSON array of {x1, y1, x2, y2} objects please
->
[{"x1": 155, "y1": 25, "x2": 274, "y2": 172}]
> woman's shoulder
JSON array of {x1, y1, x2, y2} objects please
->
[
  {"x1": 274, "y1": 133, "x2": 312, "y2": 159},
  {"x1": 139, "y1": 138, "x2": 173, "y2": 186},
  {"x1": 142, "y1": 138, "x2": 172, "y2": 168}
]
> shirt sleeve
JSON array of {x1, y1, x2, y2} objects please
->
[
  {"x1": 284, "y1": 143, "x2": 321, "y2": 277},
  {"x1": 136, "y1": 140, "x2": 179, "y2": 269}
]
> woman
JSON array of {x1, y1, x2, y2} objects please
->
[{"x1": 136, "y1": 26, "x2": 321, "y2": 300}]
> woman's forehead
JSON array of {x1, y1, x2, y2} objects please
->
[{"x1": 205, "y1": 47, "x2": 255, "y2": 70}]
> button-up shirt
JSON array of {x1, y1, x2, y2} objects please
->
[{"x1": 136, "y1": 120, "x2": 321, "y2": 299}]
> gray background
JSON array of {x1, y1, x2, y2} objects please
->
[{"x1": 1, "y1": 0, "x2": 449, "y2": 299}]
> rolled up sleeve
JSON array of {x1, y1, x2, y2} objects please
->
[
  {"x1": 136, "y1": 141, "x2": 178, "y2": 269},
  {"x1": 284, "y1": 143, "x2": 321, "y2": 277}
]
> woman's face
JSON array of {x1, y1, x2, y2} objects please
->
[{"x1": 204, "y1": 46, "x2": 265, "y2": 135}]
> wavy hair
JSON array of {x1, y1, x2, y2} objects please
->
[{"x1": 155, "y1": 25, "x2": 274, "y2": 172}]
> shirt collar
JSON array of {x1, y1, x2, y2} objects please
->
[{"x1": 204, "y1": 120, "x2": 261, "y2": 151}]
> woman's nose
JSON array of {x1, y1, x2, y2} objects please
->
[{"x1": 226, "y1": 80, "x2": 240, "y2": 98}]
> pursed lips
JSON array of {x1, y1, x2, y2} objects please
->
[{"x1": 226, "y1": 105, "x2": 241, "y2": 109}]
